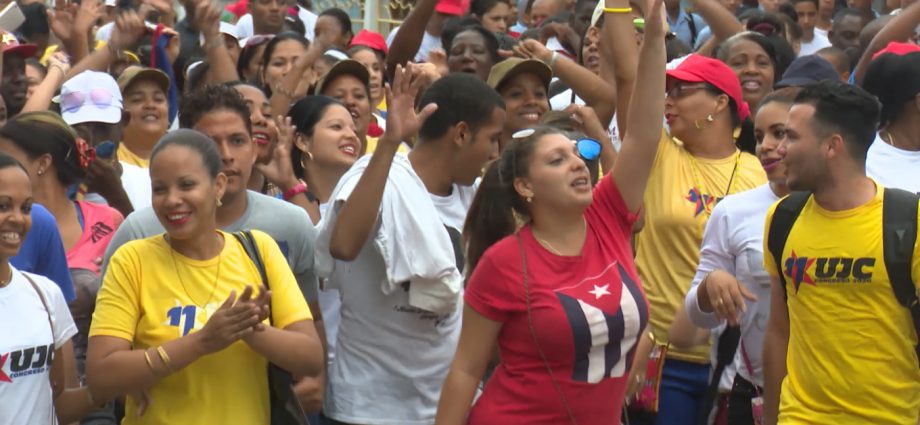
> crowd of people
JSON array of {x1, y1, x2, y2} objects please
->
[{"x1": 0, "y1": 0, "x2": 918, "y2": 422}]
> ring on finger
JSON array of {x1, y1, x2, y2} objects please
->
[{"x1": 716, "y1": 298, "x2": 723, "y2": 306}]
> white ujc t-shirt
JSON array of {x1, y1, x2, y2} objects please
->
[{"x1": 0, "y1": 268, "x2": 78, "y2": 425}]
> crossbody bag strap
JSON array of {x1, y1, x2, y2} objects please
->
[
  {"x1": 23, "y1": 272, "x2": 54, "y2": 337},
  {"x1": 233, "y1": 230, "x2": 273, "y2": 326},
  {"x1": 517, "y1": 233, "x2": 578, "y2": 425}
]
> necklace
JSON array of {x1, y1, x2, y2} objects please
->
[
  {"x1": 884, "y1": 130, "x2": 897, "y2": 149},
  {"x1": 533, "y1": 219, "x2": 587, "y2": 256},
  {"x1": 166, "y1": 234, "x2": 223, "y2": 308},
  {"x1": 686, "y1": 149, "x2": 741, "y2": 217}
]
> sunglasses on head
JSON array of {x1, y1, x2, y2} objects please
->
[
  {"x1": 512, "y1": 129, "x2": 602, "y2": 161},
  {"x1": 58, "y1": 88, "x2": 117, "y2": 113},
  {"x1": 243, "y1": 34, "x2": 275, "y2": 48}
]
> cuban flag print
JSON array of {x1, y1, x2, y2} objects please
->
[{"x1": 556, "y1": 262, "x2": 648, "y2": 384}]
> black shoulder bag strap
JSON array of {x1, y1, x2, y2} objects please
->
[
  {"x1": 882, "y1": 188, "x2": 920, "y2": 363},
  {"x1": 233, "y1": 231, "x2": 310, "y2": 425},
  {"x1": 697, "y1": 325, "x2": 740, "y2": 425},
  {"x1": 766, "y1": 191, "x2": 811, "y2": 301},
  {"x1": 686, "y1": 9, "x2": 699, "y2": 47}
]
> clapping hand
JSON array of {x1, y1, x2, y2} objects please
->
[{"x1": 197, "y1": 286, "x2": 264, "y2": 354}]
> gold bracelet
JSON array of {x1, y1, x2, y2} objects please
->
[
  {"x1": 604, "y1": 6, "x2": 633, "y2": 13},
  {"x1": 156, "y1": 346, "x2": 174, "y2": 374},
  {"x1": 143, "y1": 349, "x2": 155, "y2": 372}
]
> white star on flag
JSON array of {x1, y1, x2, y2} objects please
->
[{"x1": 588, "y1": 283, "x2": 611, "y2": 299}]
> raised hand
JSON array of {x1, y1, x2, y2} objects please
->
[
  {"x1": 192, "y1": 0, "x2": 222, "y2": 40},
  {"x1": 110, "y1": 10, "x2": 147, "y2": 51},
  {"x1": 196, "y1": 286, "x2": 263, "y2": 354},
  {"x1": 46, "y1": 51, "x2": 72, "y2": 76},
  {"x1": 47, "y1": 0, "x2": 78, "y2": 44},
  {"x1": 380, "y1": 64, "x2": 439, "y2": 147},
  {"x1": 514, "y1": 39, "x2": 554, "y2": 63},
  {"x1": 74, "y1": 0, "x2": 104, "y2": 39},
  {"x1": 255, "y1": 115, "x2": 300, "y2": 190},
  {"x1": 565, "y1": 104, "x2": 607, "y2": 140}
]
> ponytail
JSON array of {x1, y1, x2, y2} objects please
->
[{"x1": 462, "y1": 126, "x2": 560, "y2": 276}]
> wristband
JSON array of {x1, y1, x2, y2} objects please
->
[
  {"x1": 283, "y1": 180, "x2": 308, "y2": 201},
  {"x1": 604, "y1": 7, "x2": 633, "y2": 13},
  {"x1": 545, "y1": 51, "x2": 559, "y2": 70}
]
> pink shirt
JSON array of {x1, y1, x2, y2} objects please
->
[{"x1": 66, "y1": 201, "x2": 124, "y2": 274}]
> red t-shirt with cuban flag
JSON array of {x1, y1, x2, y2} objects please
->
[{"x1": 465, "y1": 174, "x2": 648, "y2": 424}]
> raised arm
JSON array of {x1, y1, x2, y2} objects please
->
[
  {"x1": 853, "y1": 1, "x2": 920, "y2": 84},
  {"x1": 611, "y1": 0, "x2": 666, "y2": 213},
  {"x1": 21, "y1": 52, "x2": 70, "y2": 113},
  {"x1": 385, "y1": 0, "x2": 438, "y2": 80},
  {"x1": 196, "y1": 0, "x2": 240, "y2": 84},
  {"x1": 65, "y1": 10, "x2": 146, "y2": 81},
  {"x1": 328, "y1": 65, "x2": 438, "y2": 260},
  {"x1": 517, "y1": 39, "x2": 618, "y2": 128},
  {"x1": 688, "y1": 0, "x2": 743, "y2": 45},
  {"x1": 601, "y1": 0, "x2": 640, "y2": 137},
  {"x1": 268, "y1": 39, "x2": 328, "y2": 119}
]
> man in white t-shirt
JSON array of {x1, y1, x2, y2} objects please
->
[
  {"x1": 794, "y1": 0, "x2": 832, "y2": 56},
  {"x1": 316, "y1": 73, "x2": 505, "y2": 424},
  {"x1": 237, "y1": 1, "x2": 317, "y2": 40}
]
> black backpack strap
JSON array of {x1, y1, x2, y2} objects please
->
[
  {"x1": 233, "y1": 230, "x2": 273, "y2": 325},
  {"x1": 686, "y1": 9, "x2": 699, "y2": 47},
  {"x1": 882, "y1": 188, "x2": 920, "y2": 362},
  {"x1": 766, "y1": 191, "x2": 811, "y2": 301}
]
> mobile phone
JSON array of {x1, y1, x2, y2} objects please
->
[{"x1": 0, "y1": 2, "x2": 26, "y2": 33}]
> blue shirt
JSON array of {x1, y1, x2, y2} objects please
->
[
  {"x1": 11, "y1": 203, "x2": 75, "y2": 302},
  {"x1": 668, "y1": 9, "x2": 709, "y2": 48}
]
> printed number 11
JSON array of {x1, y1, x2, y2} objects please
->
[{"x1": 167, "y1": 305, "x2": 197, "y2": 336}]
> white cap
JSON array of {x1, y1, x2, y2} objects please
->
[
  {"x1": 56, "y1": 71, "x2": 123, "y2": 125},
  {"x1": 199, "y1": 22, "x2": 239, "y2": 46},
  {"x1": 104, "y1": 0, "x2": 117, "y2": 7}
]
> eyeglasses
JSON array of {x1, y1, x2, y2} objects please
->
[
  {"x1": 512, "y1": 129, "x2": 602, "y2": 161},
  {"x1": 58, "y1": 89, "x2": 118, "y2": 113},
  {"x1": 665, "y1": 83, "x2": 712, "y2": 99}
]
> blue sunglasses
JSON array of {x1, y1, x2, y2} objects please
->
[{"x1": 512, "y1": 129, "x2": 602, "y2": 161}]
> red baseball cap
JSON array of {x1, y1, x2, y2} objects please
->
[
  {"x1": 435, "y1": 0, "x2": 470, "y2": 16},
  {"x1": 350, "y1": 29, "x2": 388, "y2": 55},
  {"x1": 1, "y1": 31, "x2": 37, "y2": 58},
  {"x1": 666, "y1": 54, "x2": 750, "y2": 122},
  {"x1": 872, "y1": 41, "x2": 920, "y2": 61}
]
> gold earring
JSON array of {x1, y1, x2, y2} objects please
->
[
  {"x1": 217, "y1": 198, "x2": 223, "y2": 207},
  {"x1": 707, "y1": 114, "x2": 714, "y2": 122},
  {"x1": 526, "y1": 196, "x2": 533, "y2": 203},
  {"x1": 299, "y1": 152, "x2": 314, "y2": 169}
]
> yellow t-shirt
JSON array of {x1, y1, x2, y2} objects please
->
[
  {"x1": 635, "y1": 133, "x2": 767, "y2": 363},
  {"x1": 763, "y1": 184, "x2": 920, "y2": 425},
  {"x1": 117, "y1": 143, "x2": 149, "y2": 168},
  {"x1": 90, "y1": 230, "x2": 312, "y2": 425}
]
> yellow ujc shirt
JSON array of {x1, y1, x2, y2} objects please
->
[
  {"x1": 635, "y1": 133, "x2": 766, "y2": 363},
  {"x1": 90, "y1": 230, "x2": 312, "y2": 425},
  {"x1": 764, "y1": 184, "x2": 920, "y2": 425}
]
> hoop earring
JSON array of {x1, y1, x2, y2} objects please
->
[{"x1": 299, "y1": 151, "x2": 314, "y2": 169}]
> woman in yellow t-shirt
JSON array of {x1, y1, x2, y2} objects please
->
[
  {"x1": 631, "y1": 54, "x2": 767, "y2": 425},
  {"x1": 86, "y1": 129, "x2": 323, "y2": 424}
]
